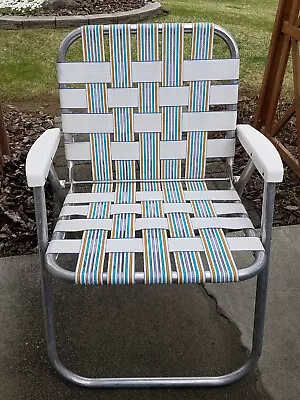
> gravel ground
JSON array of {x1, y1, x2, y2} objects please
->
[{"x1": 0, "y1": 97, "x2": 299, "y2": 257}]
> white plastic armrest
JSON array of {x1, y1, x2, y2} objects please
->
[
  {"x1": 237, "y1": 124, "x2": 284, "y2": 183},
  {"x1": 26, "y1": 128, "x2": 61, "y2": 187}
]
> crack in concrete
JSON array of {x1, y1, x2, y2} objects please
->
[{"x1": 201, "y1": 284, "x2": 274, "y2": 400}]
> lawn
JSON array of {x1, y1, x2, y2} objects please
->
[{"x1": 0, "y1": 0, "x2": 280, "y2": 106}]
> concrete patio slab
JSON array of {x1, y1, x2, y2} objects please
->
[
  {"x1": 206, "y1": 225, "x2": 300, "y2": 400},
  {"x1": 0, "y1": 254, "x2": 269, "y2": 399}
]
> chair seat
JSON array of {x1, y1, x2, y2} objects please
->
[{"x1": 46, "y1": 180, "x2": 265, "y2": 285}]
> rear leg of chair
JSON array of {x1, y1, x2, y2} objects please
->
[
  {"x1": 39, "y1": 259, "x2": 269, "y2": 388},
  {"x1": 34, "y1": 184, "x2": 275, "y2": 388}
]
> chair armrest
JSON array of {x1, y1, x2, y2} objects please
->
[
  {"x1": 26, "y1": 128, "x2": 61, "y2": 187},
  {"x1": 236, "y1": 124, "x2": 284, "y2": 183}
]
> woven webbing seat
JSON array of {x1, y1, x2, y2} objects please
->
[{"x1": 26, "y1": 23, "x2": 283, "y2": 388}]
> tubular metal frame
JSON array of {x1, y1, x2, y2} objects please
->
[
  {"x1": 57, "y1": 23, "x2": 239, "y2": 187},
  {"x1": 34, "y1": 180, "x2": 276, "y2": 388},
  {"x1": 45, "y1": 170, "x2": 266, "y2": 284},
  {"x1": 32, "y1": 24, "x2": 276, "y2": 388}
]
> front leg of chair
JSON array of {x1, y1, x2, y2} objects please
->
[
  {"x1": 237, "y1": 162, "x2": 277, "y2": 364},
  {"x1": 251, "y1": 182, "x2": 276, "y2": 363},
  {"x1": 33, "y1": 186, "x2": 59, "y2": 369},
  {"x1": 32, "y1": 180, "x2": 278, "y2": 388},
  {"x1": 32, "y1": 167, "x2": 278, "y2": 388}
]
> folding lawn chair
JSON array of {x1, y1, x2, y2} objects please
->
[{"x1": 25, "y1": 23, "x2": 283, "y2": 388}]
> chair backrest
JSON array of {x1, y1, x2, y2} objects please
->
[{"x1": 57, "y1": 23, "x2": 239, "y2": 189}]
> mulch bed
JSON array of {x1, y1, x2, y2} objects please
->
[
  {"x1": 0, "y1": 0, "x2": 148, "y2": 16},
  {"x1": 0, "y1": 106, "x2": 54, "y2": 257},
  {"x1": 235, "y1": 96, "x2": 300, "y2": 227},
  {"x1": 0, "y1": 97, "x2": 299, "y2": 257}
]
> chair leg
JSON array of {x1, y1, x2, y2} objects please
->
[
  {"x1": 39, "y1": 259, "x2": 269, "y2": 388},
  {"x1": 34, "y1": 183, "x2": 275, "y2": 388}
]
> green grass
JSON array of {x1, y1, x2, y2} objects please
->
[
  {"x1": 0, "y1": 0, "x2": 282, "y2": 105},
  {"x1": 0, "y1": 29, "x2": 68, "y2": 104},
  {"x1": 154, "y1": 0, "x2": 284, "y2": 92}
]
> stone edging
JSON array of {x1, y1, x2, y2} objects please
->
[{"x1": 0, "y1": 1, "x2": 161, "y2": 29}]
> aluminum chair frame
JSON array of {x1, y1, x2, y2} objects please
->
[{"x1": 27, "y1": 23, "x2": 281, "y2": 388}]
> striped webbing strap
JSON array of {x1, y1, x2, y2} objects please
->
[
  {"x1": 107, "y1": 24, "x2": 135, "y2": 284},
  {"x1": 75, "y1": 23, "x2": 238, "y2": 285},
  {"x1": 185, "y1": 23, "x2": 213, "y2": 179},
  {"x1": 161, "y1": 23, "x2": 204, "y2": 283},
  {"x1": 186, "y1": 23, "x2": 238, "y2": 283},
  {"x1": 138, "y1": 24, "x2": 172, "y2": 284},
  {"x1": 187, "y1": 182, "x2": 238, "y2": 282},
  {"x1": 76, "y1": 25, "x2": 112, "y2": 284}
]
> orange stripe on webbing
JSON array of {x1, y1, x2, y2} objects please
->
[
  {"x1": 200, "y1": 131, "x2": 208, "y2": 179},
  {"x1": 106, "y1": 136, "x2": 113, "y2": 180},
  {"x1": 138, "y1": 85, "x2": 143, "y2": 113},
  {"x1": 86, "y1": 84, "x2": 92, "y2": 113},
  {"x1": 113, "y1": 109, "x2": 118, "y2": 141},
  {"x1": 217, "y1": 228, "x2": 238, "y2": 281},
  {"x1": 175, "y1": 253, "x2": 183, "y2": 283},
  {"x1": 158, "y1": 200, "x2": 164, "y2": 216},
  {"x1": 155, "y1": 82, "x2": 159, "y2": 112},
  {"x1": 199, "y1": 229, "x2": 217, "y2": 282},
  {"x1": 162, "y1": 24, "x2": 166, "y2": 86},
  {"x1": 207, "y1": 200, "x2": 217, "y2": 217},
  {"x1": 137, "y1": 24, "x2": 141, "y2": 61},
  {"x1": 185, "y1": 214, "x2": 194, "y2": 236},
  {"x1": 109, "y1": 26, "x2": 115, "y2": 87},
  {"x1": 191, "y1": 23, "x2": 197, "y2": 60},
  {"x1": 155, "y1": 133, "x2": 160, "y2": 178},
  {"x1": 161, "y1": 229, "x2": 172, "y2": 283},
  {"x1": 208, "y1": 24, "x2": 214, "y2": 59},
  {"x1": 178, "y1": 23, "x2": 184, "y2": 84},
  {"x1": 185, "y1": 134, "x2": 192, "y2": 179},
  {"x1": 90, "y1": 134, "x2": 97, "y2": 181},
  {"x1": 205, "y1": 81, "x2": 210, "y2": 111},
  {"x1": 129, "y1": 109, "x2": 134, "y2": 141},
  {"x1": 177, "y1": 106, "x2": 182, "y2": 139},
  {"x1": 129, "y1": 252, "x2": 134, "y2": 284},
  {"x1": 161, "y1": 108, "x2": 165, "y2": 140},
  {"x1": 130, "y1": 213, "x2": 135, "y2": 237},
  {"x1": 154, "y1": 24, "x2": 159, "y2": 61},
  {"x1": 139, "y1": 133, "x2": 144, "y2": 179},
  {"x1": 143, "y1": 230, "x2": 150, "y2": 284},
  {"x1": 195, "y1": 252, "x2": 204, "y2": 281},
  {"x1": 82, "y1": 26, "x2": 88, "y2": 62},
  {"x1": 167, "y1": 214, "x2": 175, "y2": 237},
  {"x1": 77, "y1": 231, "x2": 88, "y2": 283},
  {"x1": 99, "y1": 25, "x2": 105, "y2": 62},
  {"x1": 125, "y1": 25, "x2": 132, "y2": 86},
  {"x1": 103, "y1": 84, "x2": 108, "y2": 113},
  {"x1": 107, "y1": 256, "x2": 113, "y2": 285},
  {"x1": 97, "y1": 230, "x2": 107, "y2": 284}
]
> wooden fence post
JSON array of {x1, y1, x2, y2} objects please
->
[{"x1": 253, "y1": 0, "x2": 300, "y2": 176}]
